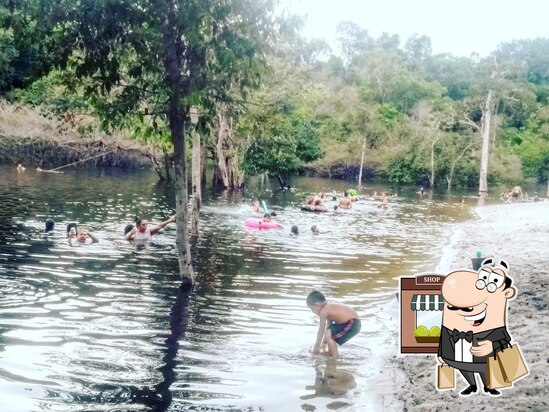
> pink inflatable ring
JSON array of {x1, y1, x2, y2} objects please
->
[{"x1": 245, "y1": 217, "x2": 281, "y2": 229}]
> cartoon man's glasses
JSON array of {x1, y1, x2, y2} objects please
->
[{"x1": 475, "y1": 268, "x2": 505, "y2": 293}]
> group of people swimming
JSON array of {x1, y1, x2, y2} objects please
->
[
  {"x1": 43, "y1": 219, "x2": 99, "y2": 244},
  {"x1": 303, "y1": 190, "x2": 390, "y2": 211},
  {"x1": 249, "y1": 188, "x2": 393, "y2": 237},
  {"x1": 42, "y1": 215, "x2": 176, "y2": 245},
  {"x1": 500, "y1": 185, "x2": 542, "y2": 203}
]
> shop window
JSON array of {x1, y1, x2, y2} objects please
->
[{"x1": 400, "y1": 274, "x2": 445, "y2": 354}]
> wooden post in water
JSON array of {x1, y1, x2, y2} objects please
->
[
  {"x1": 358, "y1": 137, "x2": 366, "y2": 190},
  {"x1": 190, "y1": 107, "x2": 201, "y2": 237}
]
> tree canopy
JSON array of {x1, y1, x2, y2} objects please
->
[{"x1": 2, "y1": 3, "x2": 548, "y2": 192}]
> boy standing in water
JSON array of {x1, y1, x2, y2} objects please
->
[{"x1": 306, "y1": 290, "x2": 361, "y2": 358}]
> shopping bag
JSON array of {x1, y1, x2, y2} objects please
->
[
  {"x1": 486, "y1": 354, "x2": 512, "y2": 389},
  {"x1": 436, "y1": 364, "x2": 455, "y2": 390},
  {"x1": 497, "y1": 343, "x2": 529, "y2": 383}
]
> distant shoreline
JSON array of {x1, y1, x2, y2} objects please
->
[{"x1": 0, "y1": 134, "x2": 152, "y2": 171}]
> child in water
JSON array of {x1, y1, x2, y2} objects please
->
[
  {"x1": 252, "y1": 200, "x2": 262, "y2": 213},
  {"x1": 306, "y1": 290, "x2": 361, "y2": 358},
  {"x1": 262, "y1": 213, "x2": 283, "y2": 228}
]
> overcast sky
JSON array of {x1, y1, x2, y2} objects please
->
[{"x1": 281, "y1": 0, "x2": 549, "y2": 57}]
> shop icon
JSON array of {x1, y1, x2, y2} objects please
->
[{"x1": 400, "y1": 273, "x2": 445, "y2": 354}]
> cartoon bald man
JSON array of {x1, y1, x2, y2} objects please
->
[{"x1": 438, "y1": 258, "x2": 516, "y2": 396}]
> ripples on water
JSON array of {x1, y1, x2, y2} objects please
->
[{"x1": 0, "y1": 168, "x2": 475, "y2": 411}]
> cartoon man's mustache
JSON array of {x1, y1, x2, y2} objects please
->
[{"x1": 446, "y1": 305, "x2": 474, "y2": 312}]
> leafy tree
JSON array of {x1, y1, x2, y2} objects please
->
[
  {"x1": 404, "y1": 34, "x2": 432, "y2": 66},
  {"x1": 336, "y1": 21, "x2": 372, "y2": 76},
  {"x1": 240, "y1": 99, "x2": 323, "y2": 188},
  {"x1": 386, "y1": 149, "x2": 425, "y2": 184},
  {"x1": 10, "y1": 0, "x2": 279, "y2": 283},
  {"x1": 495, "y1": 38, "x2": 549, "y2": 85},
  {"x1": 352, "y1": 50, "x2": 445, "y2": 112},
  {"x1": 0, "y1": 28, "x2": 18, "y2": 93},
  {"x1": 373, "y1": 32, "x2": 400, "y2": 52},
  {"x1": 423, "y1": 54, "x2": 476, "y2": 100},
  {"x1": 0, "y1": 2, "x2": 55, "y2": 93},
  {"x1": 515, "y1": 132, "x2": 549, "y2": 181},
  {"x1": 508, "y1": 106, "x2": 549, "y2": 181}
]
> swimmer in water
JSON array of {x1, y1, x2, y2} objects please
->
[
  {"x1": 339, "y1": 192, "x2": 352, "y2": 209},
  {"x1": 125, "y1": 215, "x2": 176, "y2": 241},
  {"x1": 67, "y1": 223, "x2": 99, "y2": 244},
  {"x1": 261, "y1": 213, "x2": 283, "y2": 228},
  {"x1": 252, "y1": 200, "x2": 262, "y2": 213},
  {"x1": 45, "y1": 219, "x2": 55, "y2": 233},
  {"x1": 379, "y1": 192, "x2": 388, "y2": 209}
]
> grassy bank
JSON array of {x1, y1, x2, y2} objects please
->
[{"x1": 0, "y1": 102, "x2": 152, "y2": 170}]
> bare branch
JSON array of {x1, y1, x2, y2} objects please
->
[{"x1": 458, "y1": 119, "x2": 480, "y2": 131}]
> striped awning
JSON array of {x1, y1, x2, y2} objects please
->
[{"x1": 411, "y1": 294, "x2": 444, "y2": 311}]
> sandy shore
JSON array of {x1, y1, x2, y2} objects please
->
[{"x1": 388, "y1": 202, "x2": 549, "y2": 411}]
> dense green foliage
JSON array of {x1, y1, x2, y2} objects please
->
[
  {"x1": 268, "y1": 30, "x2": 549, "y2": 188},
  {"x1": 1, "y1": 1, "x2": 548, "y2": 189},
  {"x1": 239, "y1": 59, "x2": 324, "y2": 183}
]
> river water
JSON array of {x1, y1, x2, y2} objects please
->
[{"x1": 0, "y1": 165, "x2": 477, "y2": 411}]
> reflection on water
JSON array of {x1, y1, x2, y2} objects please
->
[
  {"x1": 303, "y1": 359, "x2": 357, "y2": 398},
  {"x1": 0, "y1": 166, "x2": 478, "y2": 410}
]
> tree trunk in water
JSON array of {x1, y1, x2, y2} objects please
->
[
  {"x1": 478, "y1": 89, "x2": 493, "y2": 197},
  {"x1": 430, "y1": 134, "x2": 441, "y2": 187},
  {"x1": 172, "y1": 118, "x2": 194, "y2": 284},
  {"x1": 430, "y1": 145, "x2": 435, "y2": 188},
  {"x1": 276, "y1": 174, "x2": 288, "y2": 189},
  {"x1": 215, "y1": 111, "x2": 230, "y2": 188},
  {"x1": 201, "y1": 143, "x2": 208, "y2": 186},
  {"x1": 149, "y1": 146, "x2": 166, "y2": 181},
  {"x1": 163, "y1": 7, "x2": 193, "y2": 285},
  {"x1": 162, "y1": 145, "x2": 172, "y2": 183},
  {"x1": 191, "y1": 129, "x2": 201, "y2": 237},
  {"x1": 214, "y1": 109, "x2": 243, "y2": 189},
  {"x1": 358, "y1": 137, "x2": 366, "y2": 189}
]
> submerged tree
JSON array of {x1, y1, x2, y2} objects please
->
[
  {"x1": 241, "y1": 106, "x2": 323, "y2": 188},
  {"x1": 240, "y1": 80, "x2": 324, "y2": 188}
]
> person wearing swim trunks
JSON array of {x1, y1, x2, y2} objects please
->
[
  {"x1": 328, "y1": 318, "x2": 361, "y2": 346},
  {"x1": 306, "y1": 290, "x2": 361, "y2": 358}
]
